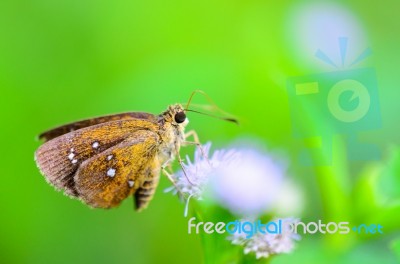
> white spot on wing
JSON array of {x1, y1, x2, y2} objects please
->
[
  {"x1": 68, "y1": 148, "x2": 77, "y2": 164},
  {"x1": 92, "y1": 142, "x2": 99, "y2": 149},
  {"x1": 107, "y1": 155, "x2": 113, "y2": 160},
  {"x1": 128, "y1": 180, "x2": 134, "y2": 187},
  {"x1": 107, "y1": 168, "x2": 116, "y2": 177},
  {"x1": 68, "y1": 153, "x2": 75, "y2": 160}
]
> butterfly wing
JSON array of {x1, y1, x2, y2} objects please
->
[
  {"x1": 39, "y1": 112, "x2": 157, "y2": 142},
  {"x1": 35, "y1": 119, "x2": 160, "y2": 202},
  {"x1": 74, "y1": 130, "x2": 161, "y2": 208}
]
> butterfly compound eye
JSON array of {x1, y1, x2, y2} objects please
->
[{"x1": 174, "y1": 112, "x2": 186, "y2": 123}]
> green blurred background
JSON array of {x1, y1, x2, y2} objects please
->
[{"x1": 1, "y1": 0, "x2": 400, "y2": 263}]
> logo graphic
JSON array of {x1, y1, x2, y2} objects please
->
[
  {"x1": 187, "y1": 217, "x2": 384, "y2": 237},
  {"x1": 287, "y1": 37, "x2": 381, "y2": 166},
  {"x1": 327, "y1": 79, "x2": 371, "y2": 123}
]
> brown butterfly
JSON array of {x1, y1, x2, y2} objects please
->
[{"x1": 34, "y1": 91, "x2": 236, "y2": 211}]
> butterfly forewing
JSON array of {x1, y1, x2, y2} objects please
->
[
  {"x1": 74, "y1": 130, "x2": 160, "y2": 208},
  {"x1": 35, "y1": 118, "x2": 160, "y2": 203},
  {"x1": 39, "y1": 112, "x2": 157, "y2": 142}
]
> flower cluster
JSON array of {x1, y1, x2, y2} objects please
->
[
  {"x1": 166, "y1": 142, "x2": 298, "y2": 217},
  {"x1": 227, "y1": 218, "x2": 301, "y2": 259},
  {"x1": 166, "y1": 142, "x2": 302, "y2": 259},
  {"x1": 165, "y1": 143, "x2": 236, "y2": 197},
  {"x1": 165, "y1": 142, "x2": 239, "y2": 216}
]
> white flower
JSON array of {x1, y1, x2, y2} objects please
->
[
  {"x1": 166, "y1": 142, "x2": 296, "y2": 217},
  {"x1": 227, "y1": 218, "x2": 301, "y2": 259},
  {"x1": 165, "y1": 142, "x2": 238, "y2": 216},
  {"x1": 209, "y1": 148, "x2": 285, "y2": 216}
]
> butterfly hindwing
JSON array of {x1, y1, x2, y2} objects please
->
[
  {"x1": 35, "y1": 119, "x2": 159, "y2": 198},
  {"x1": 74, "y1": 130, "x2": 160, "y2": 208}
]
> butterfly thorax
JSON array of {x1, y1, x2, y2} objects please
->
[{"x1": 156, "y1": 104, "x2": 188, "y2": 166}]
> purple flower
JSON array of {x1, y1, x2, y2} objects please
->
[
  {"x1": 228, "y1": 218, "x2": 301, "y2": 259},
  {"x1": 165, "y1": 143, "x2": 238, "y2": 216},
  {"x1": 208, "y1": 148, "x2": 285, "y2": 216},
  {"x1": 166, "y1": 142, "x2": 300, "y2": 217}
]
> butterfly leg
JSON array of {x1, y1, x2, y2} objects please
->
[
  {"x1": 161, "y1": 161, "x2": 175, "y2": 184},
  {"x1": 162, "y1": 167, "x2": 175, "y2": 184},
  {"x1": 176, "y1": 154, "x2": 195, "y2": 185},
  {"x1": 184, "y1": 130, "x2": 201, "y2": 144},
  {"x1": 183, "y1": 130, "x2": 211, "y2": 166},
  {"x1": 173, "y1": 130, "x2": 207, "y2": 186},
  {"x1": 162, "y1": 167, "x2": 186, "y2": 199},
  {"x1": 161, "y1": 158, "x2": 190, "y2": 197}
]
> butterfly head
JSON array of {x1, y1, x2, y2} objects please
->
[{"x1": 161, "y1": 104, "x2": 189, "y2": 126}]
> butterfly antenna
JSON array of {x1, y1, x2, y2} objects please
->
[
  {"x1": 185, "y1": 90, "x2": 230, "y2": 115},
  {"x1": 184, "y1": 90, "x2": 239, "y2": 125},
  {"x1": 185, "y1": 109, "x2": 239, "y2": 125}
]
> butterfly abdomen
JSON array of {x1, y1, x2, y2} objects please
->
[{"x1": 134, "y1": 166, "x2": 161, "y2": 211}]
